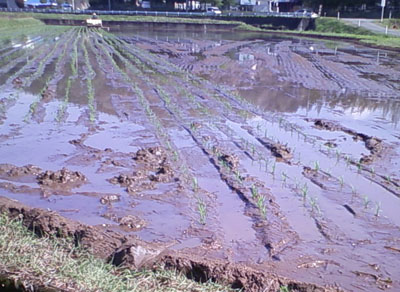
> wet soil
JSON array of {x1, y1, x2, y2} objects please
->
[{"x1": 0, "y1": 26, "x2": 400, "y2": 291}]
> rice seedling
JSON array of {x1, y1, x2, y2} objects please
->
[
  {"x1": 173, "y1": 150, "x2": 179, "y2": 161},
  {"x1": 309, "y1": 196, "x2": 321, "y2": 214},
  {"x1": 357, "y1": 161, "x2": 362, "y2": 173},
  {"x1": 196, "y1": 197, "x2": 207, "y2": 225},
  {"x1": 281, "y1": 171, "x2": 288, "y2": 185},
  {"x1": 363, "y1": 195, "x2": 370, "y2": 209},
  {"x1": 314, "y1": 161, "x2": 320, "y2": 171},
  {"x1": 374, "y1": 201, "x2": 382, "y2": 217},
  {"x1": 192, "y1": 177, "x2": 199, "y2": 192},
  {"x1": 264, "y1": 159, "x2": 269, "y2": 172},
  {"x1": 271, "y1": 162, "x2": 276, "y2": 176},
  {"x1": 251, "y1": 185, "x2": 258, "y2": 199},
  {"x1": 301, "y1": 183, "x2": 308, "y2": 201},
  {"x1": 339, "y1": 176, "x2": 345, "y2": 189},
  {"x1": 280, "y1": 285, "x2": 290, "y2": 292},
  {"x1": 350, "y1": 184, "x2": 357, "y2": 195},
  {"x1": 256, "y1": 194, "x2": 267, "y2": 219},
  {"x1": 234, "y1": 170, "x2": 243, "y2": 184}
]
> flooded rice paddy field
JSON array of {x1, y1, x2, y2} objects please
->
[{"x1": 0, "y1": 26, "x2": 400, "y2": 291}]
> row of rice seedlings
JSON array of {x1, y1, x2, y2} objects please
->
[
  {"x1": 22, "y1": 30, "x2": 77, "y2": 122},
  {"x1": 4, "y1": 40, "x2": 58, "y2": 89},
  {"x1": 102, "y1": 33, "x2": 235, "y2": 122},
  {"x1": 56, "y1": 28, "x2": 82, "y2": 122},
  {"x1": 105, "y1": 35, "x2": 211, "y2": 118},
  {"x1": 250, "y1": 185, "x2": 267, "y2": 219},
  {"x1": 23, "y1": 76, "x2": 51, "y2": 122},
  {"x1": 81, "y1": 31, "x2": 96, "y2": 123},
  {"x1": 102, "y1": 32, "x2": 181, "y2": 76},
  {"x1": 0, "y1": 93, "x2": 18, "y2": 121},
  {"x1": 92, "y1": 32, "x2": 182, "y2": 168},
  {"x1": 0, "y1": 27, "x2": 64, "y2": 71},
  {"x1": 22, "y1": 29, "x2": 74, "y2": 88},
  {"x1": 196, "y1": 196, "x2": 207, "y2": 225},
  {"x1": 213, "y1": 122, "x2": 328, "y2": 221}
]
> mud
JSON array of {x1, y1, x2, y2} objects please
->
[
  {"x1": 0, "y1": 196, "x2": 333, "y2": 291},
  {"x1": 1, "y1": 26, "x2": 400, "y2": 291},
  {"x1": 37, "y1": 168, "x2": 87, "y2": 189}
]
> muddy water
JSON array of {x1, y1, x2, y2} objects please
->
[{"x1": 1, "y1": 26, "x2": 400, "y2": 291}]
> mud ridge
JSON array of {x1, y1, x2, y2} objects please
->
[{"x1": 310, "y1": 118, "x2": 385, "y2": 163}]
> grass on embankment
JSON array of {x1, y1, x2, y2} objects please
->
[
  {"x1": 0, "y1": 213, "x2": 232, "y2": 292},
  {"x1": 0, "y1": 11, "x2": 240, "y2": 25},
  {"x1": 263, "y1": 17, "x2": 400, "y2": 49},
  {"x1": 381, "y1": 18, "x2": 400, "y2": 29},
  {"x1": 0, "y1": 15, "x2": 43, "y2": 31}
]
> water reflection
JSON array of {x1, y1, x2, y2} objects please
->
[{"x1": 240, "y1": 85, "x2": 400, "y2": 126}]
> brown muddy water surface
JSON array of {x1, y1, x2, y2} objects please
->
[{"x1": 0, "y1": 26, "x2": 400, "y2": 291}]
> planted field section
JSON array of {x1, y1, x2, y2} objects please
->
[{"x1": 1, "y1": 25, "x2": 400, "y2": 292}]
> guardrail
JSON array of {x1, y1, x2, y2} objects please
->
[{"x1": 0, "y1": 7, "x2": 312, "y2": 19}]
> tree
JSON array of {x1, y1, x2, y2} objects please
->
[{"x1": 222, "y1": 0, "x2": 235, "y2": 10}]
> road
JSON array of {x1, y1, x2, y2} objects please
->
[{"x1": 342, "y1": 18, "x2": 400, "y2": 37}]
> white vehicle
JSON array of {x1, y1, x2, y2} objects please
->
[
  {"x1": 295, "y1": 9, "x2": 319, "y2": 18},
  {"x1": 206, "y1": 7, "x2": 222, "y2": 15}
]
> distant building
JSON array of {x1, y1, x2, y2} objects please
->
[{"x1": 241, "y1": 0, "x2": 301, "y2": 12}]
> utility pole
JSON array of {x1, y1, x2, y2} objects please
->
[
  {"x1": 381, "y1": 0, "x2": 386, "y2": 23},
  {"x1": 108, "y1": 0, "x2": 111, "y2": 11}
]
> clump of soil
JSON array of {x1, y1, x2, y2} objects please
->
[
  {"x1": 37, "y1": 168, "x2": 87, "y2": 189},
  {"x1": 109, "y1": 171, "x2": 148, "y2": 187},
  {"x1": 12, "y1": 77, "x2": 22, "y2": 87},
  {"x1": 255, "y1": 138, "x2": 292, "y2": 162},
  {"x1": 119, "y1": 215, "x2": 146, "y2": 230},
  {"x1": 40, "y1": 85, "x2": 56, "y2": 102},
  {"x1": 313, "y1": 119, "x2": 341, "y2": 131},
  {"x1": 218, "y1": 153, "x2": 239, "y2": 171},
  {"x1": 100, "y1": 194, "x2": 121, "y2": 205},
  {"x1": 135, "y1": 146, "x2": 167, "y2": 167},
  {"x1": 102, "y1": 213, "x2": 146, "y2": 231},
  {"x1": 269, "y1": 143, "x2": 292, "y2": 161},
  {"x1": 149, "y1": 164, "x2": 175, "y2": 182},
  {"x1": 0, "y1": 164, "x2": 42, "y2": 177},
  {"x1": 110, "y1": 147, "x2": 176, "y2": 194}
]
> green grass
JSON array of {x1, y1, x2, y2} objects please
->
[
  {"x1": 0, "y1": 15, "x2": 43, "y2": 31},
  {"x1": 381, "y1": 18, "x2": 400, "y2": 29},
  {"x1": 0, "y1": 11, "x2": 242, "y2": 26},
  {"x1": 262, "y1": 18, "x2": 400, "y2": 48},
  {"x1": 0, "y1": 213, "x2": 233, "y2": 292},
  {"x1": 314, "y1": 18, "x2": 372, "y2": 35}
]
